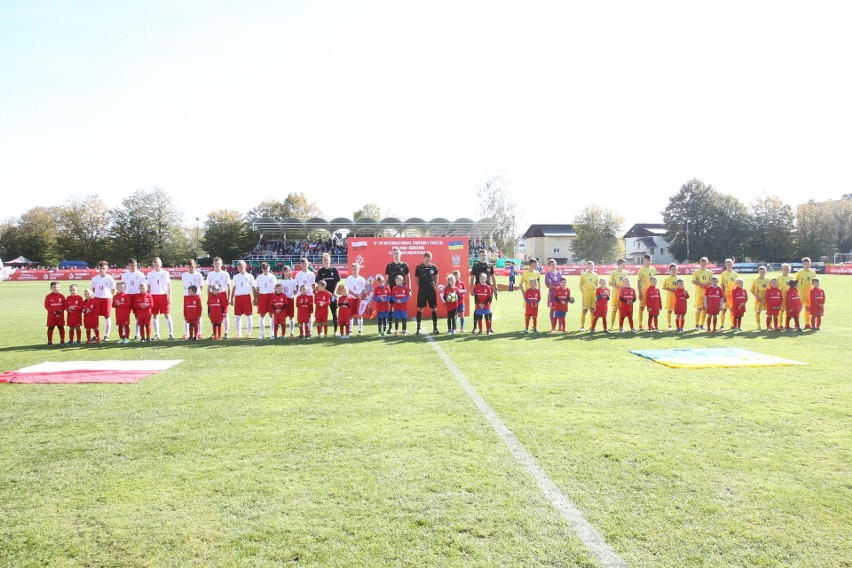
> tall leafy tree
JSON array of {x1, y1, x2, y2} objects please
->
[
  {"x1": 4, "y1": 207, "x2": 62, "y2": 266},
  {"x1": 662, "y1": 179, "x2": 749, "y2": 262},
  {"x1": 246, "y1": 193, "x2": 323, "y2": 222},
  {"x1": 55, "y1": 194, "x2": 112, "y2": 264},
  {"x1": 476, "y1": 173, "x2": 518, "y2": 257},
  {"x1": 744, "y1": 194, "x2": 794, "y2": 262},
  {"x1": 795, "y1": 198, "x2": 851, "y2": 259},
  {"x1": 200, "y1": 210, "x2": 255, "y2": 262},
  {"x1": 571, "y1": 205, "x2": 625, "y2": 263},
  {"x1": 110, "y1": 188, "x2": 184, "y2": 265},
  {"x1": 353, "y1": 203, "x2": 383, "y2": 221}
]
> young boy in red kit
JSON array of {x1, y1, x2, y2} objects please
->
[
  {"x1": 65, "y1": 284, "x2": 84, "y2": 344},
  {"x1": 523, "y1": 278, "x2": 541, "y2": 333},
  {"x1": 135, "y1": 282, "x2": 154, "y2": 341},
  {"x1": 730, "y1": 278, "x2": 749, "y2": 332},
  {"x1": 183, "y1": 285, "x2": 203, "y2": 340},
  {"x1": 82, "y1": 289, "x2": 101, "y2": 343},
  {"x1": 765, "y1": 278, "x2": 783, "y2": 330},
  {"x1": 673, "y1": 279, "x2": 690, "y2": 333},
  {"x1": 453, "y1": 269, "x2": 467, "y2": 333},
  {"x1": 618, "y1": 277, "x2": 637, "y2": 333},
  {"x1": 645, "y1": 276, "x2": 663, "y2": 332},
  {"x1": 703, "y1": 276, "x2": 725, "y2": 332},
  {"x1": 443, "y1": 274, "x2": 461, "y2": 334},
  {"x1": 590, "y1": 277, "x2": 610, "y2": 333},
  {"x1": 809, "y1": 278, "x2": 825, "y2": 330},
  {"x1": 551, "y1": 277, "x2": 572, "y2": 333},
  {"x1": 373, "y1": 275, "x2": 392, "y2": 336},
  {"x1": 112, "y1": 282, "x2": 133, "y2": 344},
  {"x1": 314, "y1": 281, "x2": 333, "y2": 338},
  {"x1": 296, "y1": 284, "x2": 313, "y2": 339},
  {"x1": 337, "y1": 285, "x2": 353, "y2": 337},
  {"x1": 472, "y1": 272, "x2": 494, "y2": 335},
  {"x1": 207, "y1": 283, "x2": 228, "y2": 340},
  {"x1": 270, "y1": 283, "x2": 289, "y2": 339},
  {"x1": 785, "y1": 280, "x2": 803, "y2": 332},
  {"x1": 391, "y1": 275, "x2": 410, "y2": 336},
  {"x1": 44, "y1": 281, "x2": 67, "y2": 345}
]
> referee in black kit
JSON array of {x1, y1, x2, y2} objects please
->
[
  {"x1": 384, "y1": 247, "x2": 411, "y2": 291},
  {"x1": 415, "y1": 251, "x2": 440, "y2": 335},
  {"x1": 316, "y1": 252, "x2": 341, "y2": 335}
]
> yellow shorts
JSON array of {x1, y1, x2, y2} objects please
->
[
  {"x1": 754, "y1": 299, "x2": 766, "y2": 312},
  {"x1": 694, "y1": 288, "x2": 706, "y2": 309},
  {"x1": 666, "y1": 293, "x2": 676, "y2": 311},
  {"x1": 582, "y1": 290, "x2": 596, "y2": 310}
]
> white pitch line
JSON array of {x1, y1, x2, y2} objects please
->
[{"x1": 426, "y1": 337, "x2": 627, "y2": 568}]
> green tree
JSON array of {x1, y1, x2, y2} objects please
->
[
  {"x1": 353, "y1": 203, "x2": 383, "y2": 221},
  {"x1": 247, "y1": 194, "x2": 323, "y2": 222},
  {"x1": 200, "y1": 210, "x2": 255, "y2": 262},
  {"x1": 109, "y1": 188, "x2": 184, "y2": 265},
  {"x1": 795, "y1": 200, "x2": 836, "y2": 259},
  {"x1": 662, "y1": 179, "x2": 749, "y2": 262},
  {"x1": 744, "y1": 194, "x2": 794, "y2": 262},
  {"x1": 55, "y1": 195, "x2": 112, "y2": 264},
  {"x1": 476, "y1": 173, "x2": 518, "y2": 257},
  {"x1": 4, "y1": 207, "x2": 62, "y2": 266},
  {"x1": 571, "y1": 205, "x2": 625, "y2": 263}
]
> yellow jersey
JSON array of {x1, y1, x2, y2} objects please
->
[
  {"x1": 719, "y1": 270, "x2": 739, "y2": 297},
  {"x1": 691, "y1": 268, "x2": 713, "y2": 289},
  {"x1": 608, "y1": 269, "x2": 627, "y2": 310},
  {"x1": 750, "y1": 277, "x2": 770, "y2": 305},
  {"x1": 795, "y1": 269, "x2": 817, "y2": 306},
  {"x1": 520, "y1": 269, "x2": 541, "y2": 291},
  {"x1": 579, "y1": 272, "x2": 599, "y2": 295},
  {"x1": 662, "y1": 274, "x2": 679, "y2": 309},
  {"x1": 775, "y1": 273, "x2": 790, "y2": 309},
  {"x1": 637, "y1": 265, "x2": 657, "y2": 294}
]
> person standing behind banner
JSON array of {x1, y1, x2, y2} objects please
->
[
  {"x1": 230, "y1": 260, "x2": 257, "y2": 339},
  {"x1": 181, "y1": 259, "x2": 204, "y2": 339},
  {"x1": 147, "y1": 257, "x2": 174, "y2": 340},
  {"x1": 414, "y1": 252, "x2": 440, "y2": 335},
  {"x1": 91, "y1": 260, "x2": 116, "y2": 341},
  {"x1": 121, "y1": 258, "x2": 145, "y2": 340},
  {"x1": 255, "y1": 262, "x2": 278, "y2": 339},
  {"x1": 206, "y1": 257, "x2": 232, "y2": 338},
  {"x1": 316, "y1": 253, "x2": 341, "y2": 335}
]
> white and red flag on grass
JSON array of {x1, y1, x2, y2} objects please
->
[{"x1": 0, "y1": 360, "x2": 182, "y2": 384}]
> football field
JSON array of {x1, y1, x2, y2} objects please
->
[{"x1": 1, "y1": 275, "x2": 850, "y2": 567}]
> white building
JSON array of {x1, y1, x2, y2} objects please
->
[
  {"x1": 522, "y1": 224, "x2": 576, "y2": 263},
  {"x1": 623, "y1": 223, "x2": 675, "y2": 265}
]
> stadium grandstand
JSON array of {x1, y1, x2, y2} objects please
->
[{"x1": 247, "y1": 216, "x2": 500, "y2": 266}]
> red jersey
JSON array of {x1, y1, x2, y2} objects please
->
[
  {"x1": 674, "y1": 288, "x2": 690, "y2": 315},
  {"x1": 45, "y1": 292, "x2": 66, "y2": 314},
  {"x1": 314, "y1": 289, "x2": 332, "y2": 321},
  {"x1": 456, "y1": 282, "x2": 467, "y2": 306},
  {"x1": 786, "y1": 289, "x2": 802, "y2": 314},
  {"x1": 524, "y1": 288, "x2": 540, "y2": 316},
  {"x1": 731, "y1": 287, "x2": 749, "y2": 317},
  {"x1": 82, "y1": 298, "x2": 100, "y2": 328},
  {"x1": 373, "y1": 285, "x2": 392, "y2": 313},
  {"x1": 704, "y1": 285, "x2": 724, "y2": 315},
  {"x1": 444, "y1": 285, "x2": 460, "y2": 312},
  {"x1": 552, "y1": 287, "x2": 571, "y2": 312},
  {"x1": 66, "y1": 294, "x2": 84, "y2": 326},
  {"x1": 809, "y1": 288, "x2": 825, "y2": 316},
  {"x1": 644, "y1": 285, "x2": 662, "y2": 316},
  {"x1": 207, "y1": 292, "x2": 229, "y2": 324},
  {"x1": 392, "y1": 285, "x2": 410, "y2": 312},
  {"x1": 112, "y1": 292, "x2": 133, "y2": 323},
  {"x1": 473, "y1": 284, "x2": 492, "y2": 312},
  {"x1": 296, "y1": 293, "x2": 313, "y2": 323},
  {"x1": 183, "y1": 295, "x2": 203, "y2": 323},
  {"x1": 134, "y1": 293, "x2": 153, "y2": 322},
  {"x1": 619, "y1": 287, "x2": 636, "y2": 316},
  {"x1": 337, "y1": 296, "x2": 353, "y2": 325},
  {"x1": 765, "y1": 288, "x2": 783, "y2": 315},
  {"x1": 270, "y1": 293, "x2": 289, "y2": 325},
  {"x1": 594, "y1": 286, "x2": 609, "y2": 317}
]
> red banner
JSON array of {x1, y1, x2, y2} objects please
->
[
  {"x1": 6, "y1": 267, "x2": 213, "y2": 282},
  {"x1": 495, "y1": 263, "x2": 723, "y2": 277},
  {"x1": 826, "y1": 264, "x2": 852, "y2": 275},
  {"x1": 348, "y1": 237, "x2": 470, "y2": 318}
]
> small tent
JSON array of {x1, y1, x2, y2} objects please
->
[{"x1": 4, "y1": 256, "x2": 37, "y2": 267}]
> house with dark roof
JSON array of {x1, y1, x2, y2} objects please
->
[
  {"x1": 522, "y1": 224, "x2": 576, "y2": 263},
  {"x1": 623, "y1": 223, "x2": 674, "y2": 264}
]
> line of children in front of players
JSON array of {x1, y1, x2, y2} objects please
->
[{"x1": 517, "y1": 255, "x2": 826, "y2": 334}]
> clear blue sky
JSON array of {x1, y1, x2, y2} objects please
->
[{"x1": 1, "y1": 0, "x2": 850, "y2": 232}]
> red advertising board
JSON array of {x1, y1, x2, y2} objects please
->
[
  {"x1": 495, "y1": 263, "x2": 723, "y2": 277},
  {"x1": 348, "y1": 237, "x2": 470, "y2": 318},
  {"x1": 6, "y1": 267, "x2": 213, "y2": 282},
  {"x1": 826, "y1": 264, "x2": 852, "y2": 275}
]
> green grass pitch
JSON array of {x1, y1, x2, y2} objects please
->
[{"x1": 1, "y1": 274, "x2": 850, "y2": 567}]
